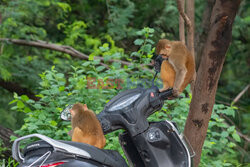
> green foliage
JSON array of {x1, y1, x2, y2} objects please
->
[
  {"x1": 0, "y1": 139, "x2": 7, "y2": 157},
  {"x1": 0, "y1": 0, "x2": 249, "y2": 165},
  {"x1": 0, "y1": 158, "x2": 18, "y2": 167},
  {"x1": 106, "y1": 0, "x2": 135, "y2": 40},
  {"x1": 0, "y1": 140, "x2": 18, "y2": 167}
]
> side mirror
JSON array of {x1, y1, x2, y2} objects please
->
[{"x1": 60, "y1": 104, "x2": 73, "y2": 121}]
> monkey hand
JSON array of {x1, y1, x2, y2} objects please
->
[
  {"x1": 172, "y1": 88, "x2": 180, "y2": 97},
  {"x1": 68, "y1": 129, "x2": 73, "y2": 137}
]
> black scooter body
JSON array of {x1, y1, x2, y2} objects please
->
[
  {"x1": 13, "y1": 86, "x2": 192, "y2": 167},
  {"x1": 119, "y1": 121, "x2": 190, "y2": 167}
]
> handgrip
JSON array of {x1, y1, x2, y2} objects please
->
[
  {"x1": 159, "y1": 88, "x2": 173, "y2": 100},
  {"x1": 98, "y1": 116, "x2": 123, "y2": 134}
]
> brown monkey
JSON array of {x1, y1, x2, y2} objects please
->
[
  {"x1": 70, "y1": 103, "x2": 106, "y2": 149},
  {"x1": 156, "y1": 39, "x2": 196, "y2": 96}
]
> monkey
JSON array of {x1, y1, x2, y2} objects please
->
[
  {"x1": 70, "y1": 103, "x2": 106, "y2": 149},
  {"x1": 155, "y1": 39, "x2": 196, "y2": 96}
]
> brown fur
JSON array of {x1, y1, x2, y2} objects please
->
[
  {"x1": 71, "y1": 103, "x2": 106, "y2": 149},
  {"x1": 156, "y1": 39, "x2": 196, "y2": 95}
]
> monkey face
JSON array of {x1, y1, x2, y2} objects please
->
[{"x1": 159, "y1": 45, "x2": 171, "y2": 57}]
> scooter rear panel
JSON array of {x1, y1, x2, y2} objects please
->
[{"x1": 119, "y1": 121, "x2": 191, "y2": 167}]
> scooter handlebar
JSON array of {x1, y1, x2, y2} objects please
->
[{"x1": 159, "y1": 88, "x2": 173, "y2": 100}]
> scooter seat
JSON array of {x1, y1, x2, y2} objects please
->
[{"x1": 23, "y1": 140, "x2": 128, "y2": 167}]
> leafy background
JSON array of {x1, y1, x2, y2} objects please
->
[{"x1": 0, "y1": 0, "x2": 249, "y2": 166}]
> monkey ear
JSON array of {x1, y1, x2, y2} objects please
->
[
  {"x1": 83, "y1": 104, "x2": 88, "y2": 111},
  {"x1": 70, "y1": 109, "x2": 74, "y2": 116}
]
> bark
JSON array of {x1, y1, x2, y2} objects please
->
[
  {"x1": 176, "y1": 0, "x2": 192, "y2": 29},
  {"x1": 195, "y1": 0, "x2": 216, "y2": 70},
  {"x1": 0, "y1": 79, "x2": 40, "y2": 101},
  {"x1": 179, "y1": 0, "x2": 185, "y2": 44},
  {"x1": 0, "y1": 125, "x2": 16, "y2": 158},
  {"x1": 0, "y1": 38, "x2": 132, "y2": 68},
  {"x1": 184, "y1": 0, "x2": 241, "y2": 166},
  {"x1": 186, "y1": 0, "x2": 195, "y2": 57}
]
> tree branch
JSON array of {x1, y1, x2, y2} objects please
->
[
  {"x1": 186, "y1": 0, "x2": 195, "y2": 57},
  {"x1": 176, "y1": 0, "x2": 195, "y2": 63},
  {"x1": 0, "y1": 79, "x2": 40, "y2": 101},
  {"x1": 0, "y1": 38, "x2": 135, "y2": 68},
  {"x1": 179, "y1": 0, "x2": 185, "y2": 44},
  {"x1": 176, "y1": 0, "x2": 192, "y2": 31},
  {"x1": 232, "y1": 84, "x2": 250, "y2": 105}
]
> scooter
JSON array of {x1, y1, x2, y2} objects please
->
[{"x1": 12, "y1": 55, "x2": 194, "y2": 167}]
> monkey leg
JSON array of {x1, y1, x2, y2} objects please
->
[
  {"x1": 160, "y1": 81, "x2": 170, "y2": 92},
  {"x1": 95, "y1": 136, "x2": 106, "y2": 149},
  {"x1": 173, "y1": 67, "x2": 187, "y2": 96},
  {"x1": 72, "y1": 127, "x2": 90, "y2": 143},
  {"x1": 179, "y1": 68, "x2": 196, "y2": 94}
]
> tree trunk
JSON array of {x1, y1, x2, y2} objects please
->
[
  {"x1": 0, "y1": 125, "x2": 16, "y2": 158},
  {"x1": 184, "y1": 0, "x2": 241, "y2": 166},
  {"x1": 179, "y1": 0, "x2": 185, "y2": 44},
  {"x1": 194, "y1": 0, "x2": 216, "y2": 70},
  {"x1": 186, "y1": 0, "x2": 195, "y2": 57}
]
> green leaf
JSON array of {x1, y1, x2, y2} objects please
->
[
  {"x1": 134, "y1": 39, "x2": 144, "y2": 45},
  {"x1": 21, "y1": 95, "x2": 29, "y2": 101},
  {"x1": 24, "y1": 107, "x2": 32, "y2": 113},
  {"x1": 82, "y1": 61, "x2": 91, "y2": 67},
  {"x1": 89, "y1": 54, "x2": 95, "y2": 61},
  {"x1": 96, "y1": 66, "x2": 106, "y2": 72},
  {"x1": 39, "y1": 113, "x2": 46, "y2": 120},
  {"x1": 232, "y1": 132, "x2": 241, "y2": 142},
  {"x1": 14, "y1": 92, "x2": 18, "y2": 99},
  {"x1": 141, "y1": 44, "x2": 152, "y2": 53},
  {"x1": 50, "y1": 120, "x2": 57, "y2": 126},
  {"x1": 131, "y1": 52, "x2": 141, "y2": 57},
  {"x1": 228, "y1": 142, "x2": 236, "y2": 148},
  {"x1": 59, "y1": 86, "x2": 65, "y2": 92},
  {"x1": 221, "y1": 131, "x2": 229, "y2": 138},
  {"x1": 56, "y1": 73, "x2": 64, "y2": 78},
  {"x1": 146, "y1": 39, "x2": 155, "y2": 44},
  {"x1": 9, "y1": 99, "x2": 17, "y2": 105},
  {"x1": 93, "y1": 59, "x2": 101, "y2": 65},
  {"x1": 17, "y1": 101, "x2": 25, "y2": 109},
  {"x1": 148, "y1": 28, "x2": 155, "y2": 33},
  {"x1": 227, "y1": 126, "x2": 235, "y2": 133}
]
